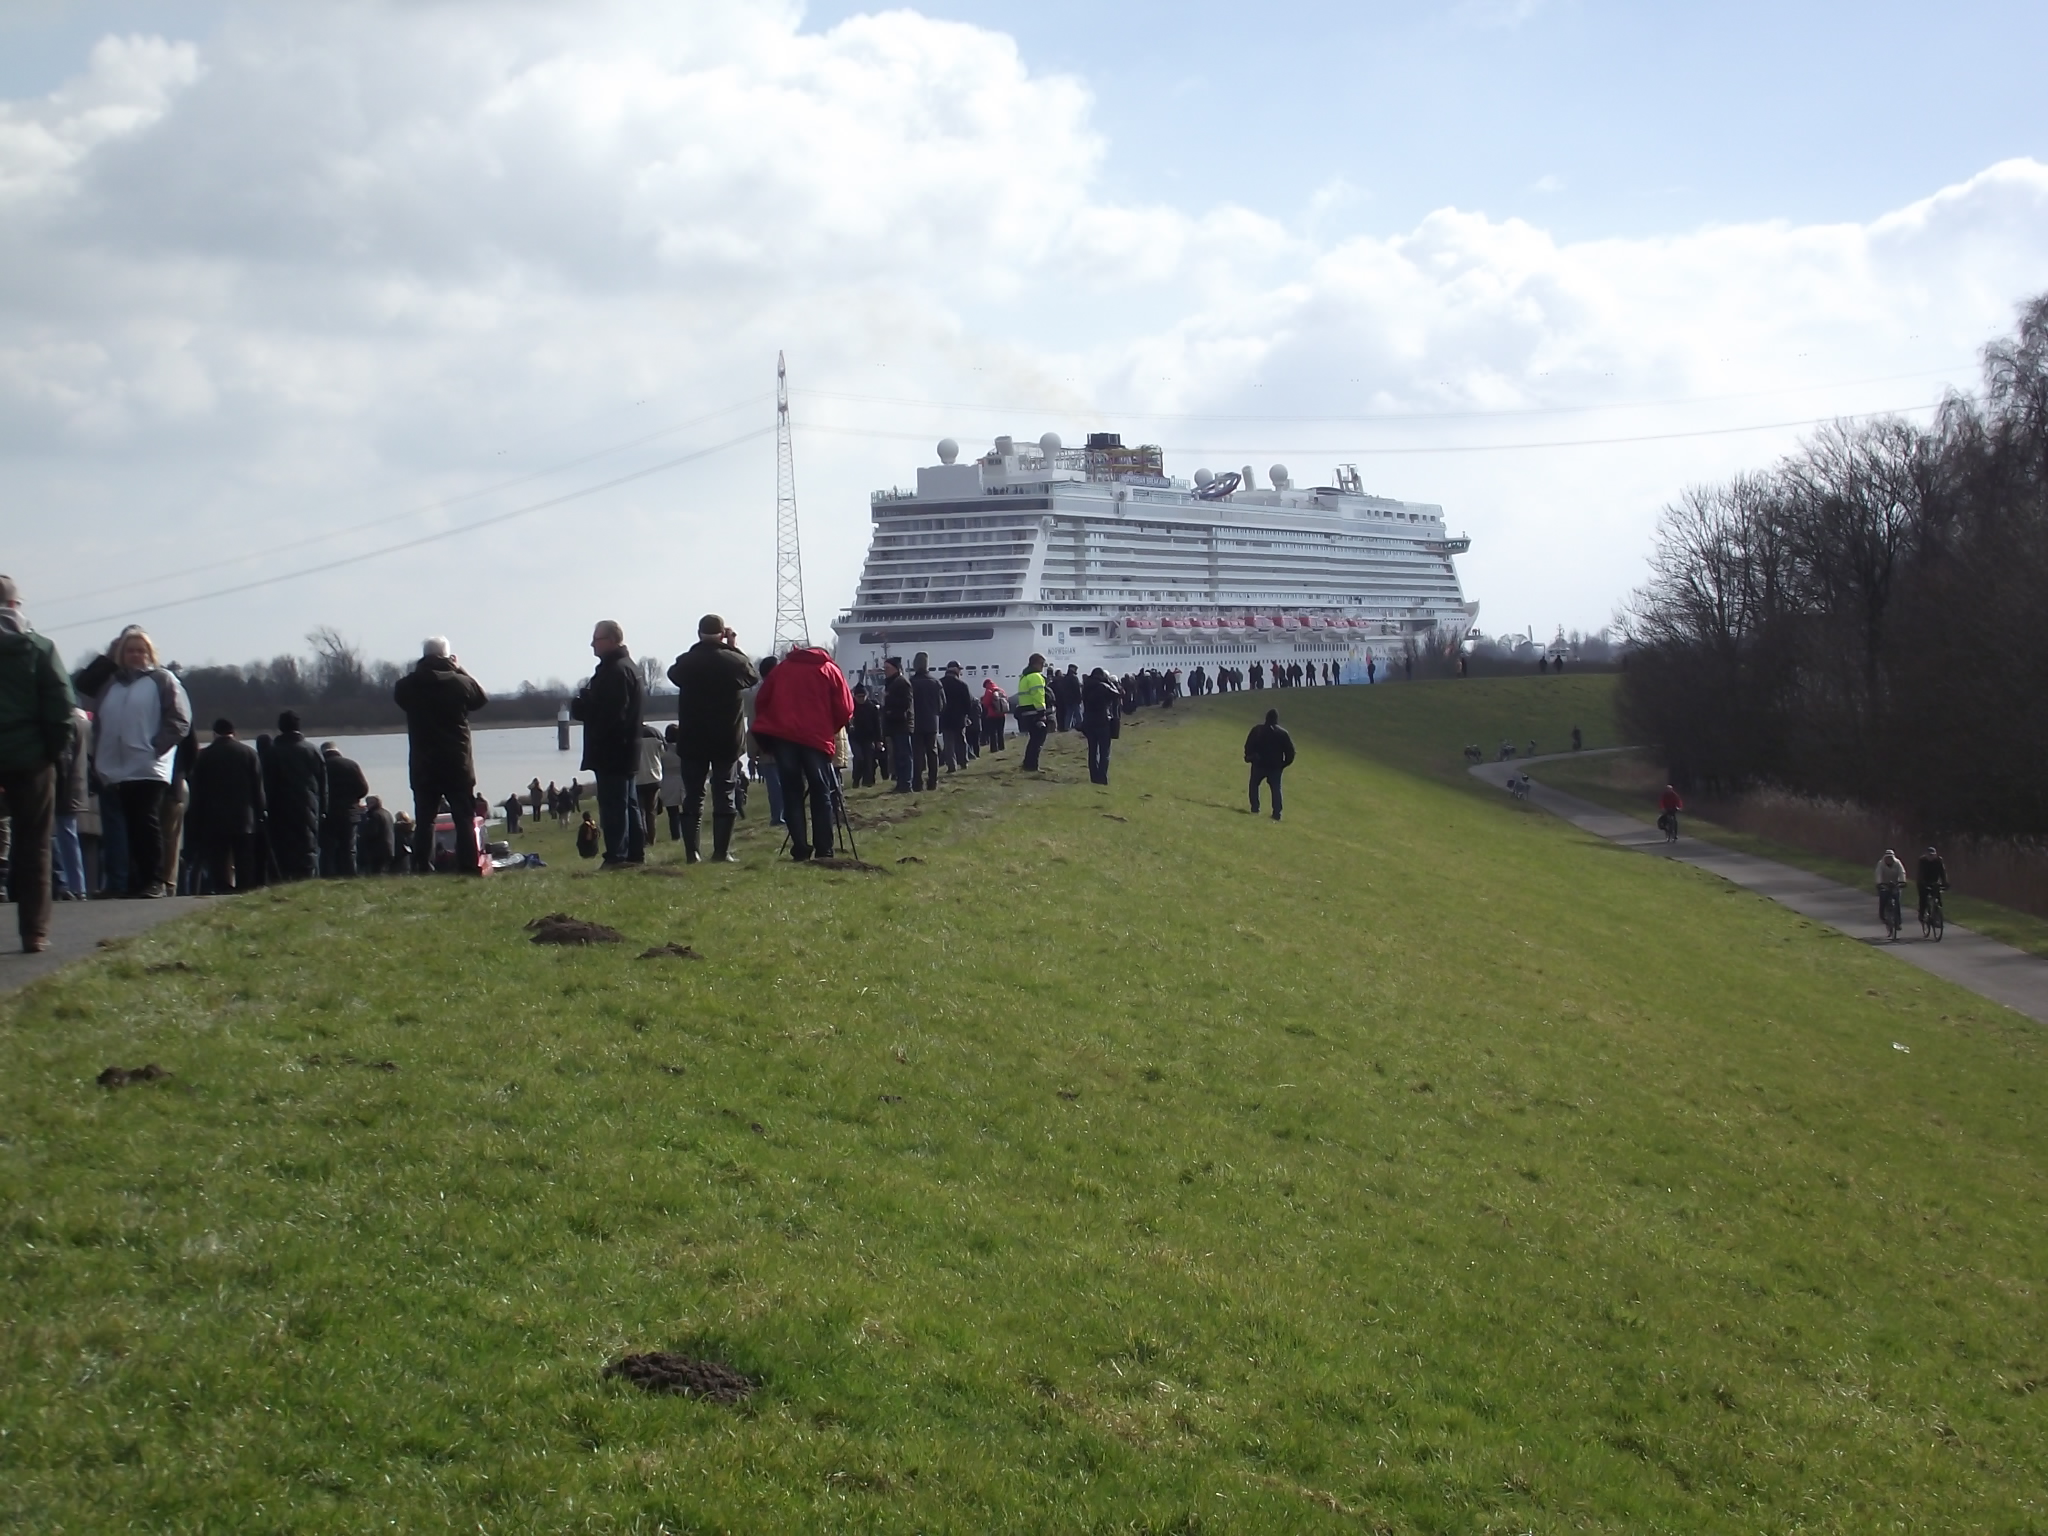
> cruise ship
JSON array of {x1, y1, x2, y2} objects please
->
[{"x1": 830, "y1": 432, "x2": 1474, "y2": 687}]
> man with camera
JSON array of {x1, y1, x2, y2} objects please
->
[{"x1": 666, "y1": 615, "x2": 759, "y2": 864}]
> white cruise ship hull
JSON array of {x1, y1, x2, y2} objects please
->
[{"x1": 830, "y1": 437, "x2": 1473, "y2": 691}]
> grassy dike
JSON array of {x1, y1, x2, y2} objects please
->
[{"x1": 3, "y1": 677, "x2": 2044, "y2": 1532}]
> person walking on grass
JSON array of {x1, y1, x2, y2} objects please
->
[
  {"x1": 667, "y1": 614, "x2": 758, "y2": 864},
  {"x1": 570, "y1": 619, "x2": 645, "y2": 867},
  {"x1": 750, "y1": 642, "x2": 855, "y2": 862},
  {"x1": 393, "y1": 636, "x2": 488, "y2": 875},
  {"x1": 0, "y1": 575, "x2": 76, "y2": 951},
  {"x1": 1016, "y1": 653, "x2": 1051, "y2": 771},
  {"x1": 1244, "y1": 707, "x2": 1296, "y2": 822}
]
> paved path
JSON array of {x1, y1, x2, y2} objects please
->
[
  {"x1": 0, "y1": 895, "x2": 210, "y2": 998},
  {"x1": 1472, "y1": 753, "x2": 2048, "y2": 1025}
]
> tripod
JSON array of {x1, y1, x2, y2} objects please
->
[{"x1": 776, "y1": 759, "x2": 860, "y2": 862}]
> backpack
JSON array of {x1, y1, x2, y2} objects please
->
[{"x1": 994, "y1": 690, "x2": 1011, "y2": 716}]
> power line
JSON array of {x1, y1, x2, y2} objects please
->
[
  {"x1": 46, "y1": 425, "x2": 773, "y2": 636},
  {"x1": 794, "y1": 400, "x2": 1948, "y2": 459},
  {"x1": 37, "y1": 392, "x2": 771, "y2": 614},
  {"x1": 790, "y1": 364, "x2": 1975, "y2": 426}
]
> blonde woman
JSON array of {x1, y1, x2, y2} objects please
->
[{"x1": 86, "y1": 627, "x2": 192, "y2": 897}]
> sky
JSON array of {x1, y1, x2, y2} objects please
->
[{"x1": 3, "y1": 0, "x2": 2045, "y2": 687}]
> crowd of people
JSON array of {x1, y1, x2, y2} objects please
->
[{"x1": 0, "y1": 577, "x2": 1309, "y2": 952}]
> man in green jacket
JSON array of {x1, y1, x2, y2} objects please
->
[{"x1": 0, "y1": 576, "x2": 78, "y2": 952}]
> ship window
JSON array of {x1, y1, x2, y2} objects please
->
[{"x1": 1042, "y1": 623, "x2": 1053, "y2": 636}]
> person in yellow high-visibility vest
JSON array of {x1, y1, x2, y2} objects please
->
[{"x1": 1016, "y1": 653, "x2": 1051, "y2": 771}]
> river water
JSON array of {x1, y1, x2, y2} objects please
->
[{"x1": 323, "y1": 724, "x2": 586, "y2": 809}]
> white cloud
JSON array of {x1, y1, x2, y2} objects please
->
[{"x1": 2, "y1": 1, "x2": 2044, "y2": 683}]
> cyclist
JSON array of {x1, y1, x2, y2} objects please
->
[
  {"x1": 1875, "y1": 848, "x2": 1907, "y2": 935},
  {"x1": 1916, "y1": 845, "x2": 1948, "y2": 927},
  {"x1": 1657, "y1": 783, "x2": 1683, "y2": 841}
]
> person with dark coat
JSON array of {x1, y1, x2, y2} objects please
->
[
  {"x1": 318, "y1": 741, "x2": 369, "y2": 878},
  {"x1": 0, "y1": 575, "x2": 76, "y2": 951},
  {"x1": 188, "y1": 718, "x2": 266, "y2": 892},
  {"x1": 1080, "y1": 667, "x2": 1121, "y2": 786},
  {"x1": 939, "y1": 661, "x2": 974, "y2": 773},
  {"x1": 569, "y1": 619, "x2": 645, "y2": 865},
  {"x1": 1244, "y1": 708, "x2": 1296, "y2": 822},
  {"x1": 392, "y1": 636, "x2": 488, "y2": 875},
  {"x1": 750, "y1": 645, "x2": 855, "y2": 861},
  {"x1": 359, "y1": 796, "x2": 396, "y2": 875},
  {"x1": 909, "y1": 652, "x2": 943, "y2": 791},
  {"x1": 848, "y1": 684, "x2": 883, "y2": 788},
  {"x1": 666, "y1": 614, "x2": 759, "y2": 863},
  {"x1": 881, "y1": 657, "x2": 914, "y2": 794},
  {"x1": 262, "y1": 710, "x2": 326, "y2": 879}
]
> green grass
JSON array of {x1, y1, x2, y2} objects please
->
[
  {"x1": 1534, "y1": 745, "x2": 2048, "y2": 959},
  {"x1": 4, "y1": 681, "x2": 2045, "y2": 1532}
]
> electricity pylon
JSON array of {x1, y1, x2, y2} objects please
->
[{"x1": 771, "y1": 351, "x2": 809, "y2": 653}]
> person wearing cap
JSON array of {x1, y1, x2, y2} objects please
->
[
  {"x1": 939, "y1": 660, "x2": 974, "y2": 774},
  {"x1": 319, "y1": 740, "x2": 369, "y2": 878},
  {"x1": 881, "y1": 657, "x2": 914, "y2": 793},
  {"x1": 188, "y1": 718, "x2": 265, "y2": 892},
  {"x1": 909, "y1": 652, "x2": 943, "y2": 791},
  {"x1": 666, "y1": 614, "x2": 759, "y2": 863},
  {"x1": 1243, "y1": 707, "x2": 1297, "y2": 822},
  {"x1": 1916, "y1": 846, "x2": 1948, "y2": 928},
  {"x1": 263, "y1": 710, "x2": 326, "y2": 881},
  {"x1": 1016, "y1": 653, "x2": 1051, "y2": 771},
  {"x1": 0, "y1": 576, "x2": 77, "y2": 949},
  {"x1": 847, "y1": 683, "x2": 883, "y2": 788}
]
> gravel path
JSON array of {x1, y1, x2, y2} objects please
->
[{"x1": 1473, "y1": 754, "x2": 2048, "y2": 1025}]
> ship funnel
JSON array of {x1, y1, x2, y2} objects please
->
[{"x1": 1241, "y1": 464, "x2": 1257, "y2": 490}]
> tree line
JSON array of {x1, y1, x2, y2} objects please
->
[
  {"x1": 166, "y1": 629, "x2": 574, "y2": 734},
  {"x1": 1620, "y1": 295, "x2": 2048, "y2": 838}
]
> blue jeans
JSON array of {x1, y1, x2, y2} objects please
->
[
  {"x1": 593, "y1": 771, "x2": 642, "y2": 862},
  {"x1": 1085, "y1": 728, "x2": 1112, "y2": 784},
  {"x1": 53, "y1": 813, "x2": 86, "y2": 896},
  {"x1": 890, "y1": 732, "x2": 914, "y2": 791},
  {"x1": 771, "y1": 740, "x2": 837, "y2": 858},
  {"x1": 761, "y1": 758, "x2": 786, "y2": 825}
]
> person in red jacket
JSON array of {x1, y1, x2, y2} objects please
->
[
  {"x1": 750, "y1": 645, "x2": 855, "y2": 862},
  {"x1": 1657, "y1": 783, "x2": 1683, "y2": 842}
]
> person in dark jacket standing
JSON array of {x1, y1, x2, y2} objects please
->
[
  {"x1": 188, "y1": 718, "x2": 266, "y2": 892},
  {"x1": 939, "y1": 661, "x2": 973, "y2": 773},
  {"x1": 666, "y1": 614, "x2": 759, "y2": 864},
  {"x1": 570, "y1": 619, "x2": 645, "y2": 865},
  {"x1": 392, "y1": 636, "x2": 488, "y2": 875},
  {"x1": 909, "y1": 652, "x2": 943, "y2": 791},
  {"x1": 359, "y1": 796, "x2": 396, "y2": 875},
  {"x1": 0, "y1": 576, "x2": 76, "y2": 951},
  {"x1": 881, "y1": 656, "x2": 914, "y2": 794},
  {"x1": 1244, "y1": 708, "x2": 1296, "y2": 821},
  {"x1": 1080, "y1": 667, "x2": 1121, "y2": 786},
  {"x1": 848, "y1": 683, "x2": 882, "y2": 788},
  {"x1": 263, "y1": 710, "x2": 326, "y2": 879},
  {"x1": 319, "y1": 741, "x2": 369, "y2": 878}
]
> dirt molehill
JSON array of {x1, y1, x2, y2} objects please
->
[
  {"x1": 637, "y1": 943, "x2": 702, "y2": 960},
  {"x1": 811, "y1": 857, "x2": 884, "y2": 873},
  {"x1": 97, "y1": 1063, "x2": 170, "y2": 1088},
  {"x1": 603, "y1": 1352, "x2": 755, "y2": 1404},
  {"x1": 527, "y1": 913, "x2": 626, "y2": 945}
]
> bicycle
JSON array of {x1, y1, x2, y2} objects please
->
[
  {"x1": 1878, "y1": 882, "x2": 1903, "y2": 942},
  {"x1": 1920, "y1": 885, "x2": 1945, "y2": 942}
]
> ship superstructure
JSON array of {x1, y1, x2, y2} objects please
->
[{"x1": 830, "y1": 432, "x2": 1474, "y2": 687}]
